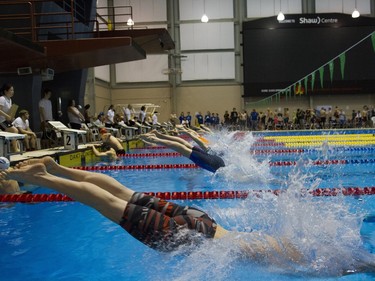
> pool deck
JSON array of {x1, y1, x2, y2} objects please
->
[{"x1": 9, "y1": 139, "x2": 143, "y2": 167}]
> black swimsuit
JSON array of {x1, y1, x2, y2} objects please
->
[{"x1": 120, "y1": 192, "x2": 217, "y2": 251}]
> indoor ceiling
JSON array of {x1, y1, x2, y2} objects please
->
[{"x1": 0, "y1": 27, "x2": 174, "y2": 75}]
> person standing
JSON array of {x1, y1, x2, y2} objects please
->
[
  {"x1": 105, "y1": 104, "x2": 115, "y2": 128},
  {"x1": 152, "y1": 111, "x2": 159, "y2": 127},
  {"x1": 83, "y1": 104, "x2": 94, "y2": 125},
  {"x1": 139, "y1": 105, "x2": 147, "y2": 124},
  {"x1": 39, "y1": 88, "x2": 53, "y2": 148},
  {"x1": 12, "y1": 110, "x2": 37, "y2": 151},
  {"x1": 123, "y1": 104, "x2": 134, "y2": 126},
  {"x1": 67, "y1": 99, "x2": 84, "y2": 129},
  {"x1": 0, "y1": 83, "x2": 20, "y2": 152},
  {"x1": 230, "y1": 108, "x2": 238, "y2": 126},
  {"x1": 186, "y1": 112, "x2": 192, "y2": 127}
]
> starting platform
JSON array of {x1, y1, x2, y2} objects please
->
[
  {"x1": 48, "y1": 121, "x2": 87, "y2": 150},
  {"x1": 0, "y1": 132, "x2": 25, "y2": 159}
]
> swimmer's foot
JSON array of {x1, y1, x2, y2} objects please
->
[
  {"x1": 1, "y1": 163, "x2": 48, "y2": 185},
  {"x1": 15, "y1": 156, "x2": 59, "y2": 174}
]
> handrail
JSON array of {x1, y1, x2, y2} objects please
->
[{"x1": 0, "y1": 1, "x2": 135, "y2": 42}]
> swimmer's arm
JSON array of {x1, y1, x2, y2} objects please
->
[{"x1": 91, "y1": 146, "x2": 108, "y2": 157}]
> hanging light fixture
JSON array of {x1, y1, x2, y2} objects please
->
[
  {"x1": 277, "y1": 0, "x2": 285, "y2": 21},
  {"x1": 352, "y1": 0, "x2": 360, "y2": 18},
  {"x1": 127, "y1": 0, "x2": 134, "y2": 26},
  {"x1": 201, "y1": 0, "x2": 209, "y2": 23},
  {"x1": 127, "y1": 18, "x2": 134, "y2": 26}
]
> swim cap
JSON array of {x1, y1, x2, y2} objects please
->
[
  {"x1": 0, "y1": 156, "x2": 10, "y2": 170},
  {"x1": 100, "y1": 128, "x2": 107, "y2": 134}
]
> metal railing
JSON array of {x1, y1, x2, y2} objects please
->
[{"x1": 0, "y1": 1, "x2": 134, "y2": 42}]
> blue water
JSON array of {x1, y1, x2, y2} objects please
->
[{"x1": 1, "y1": 130, "x2": 375, "y2": 281}]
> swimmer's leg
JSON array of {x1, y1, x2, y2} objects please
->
[
  {"x1": 1, "y1": 164, "x2": 127, "y2": 223},
  {"x1": 15, "y1": 156, "x2": 134, "y2": 202},
  {"x1": 139, "y1": 134, "x2": 192, "y2": 158}
]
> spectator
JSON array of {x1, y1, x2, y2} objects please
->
[
  {"x1": 67, "y1": 99, "x2": 84, "y2": 129},
  {"x1": 0, "y1": 83, "x2": 20, "y2": 152},
  {"x1": 179, "y1": 112, "x2": 185, "y2": 124},
  {"x1": 93, "y1": 112, "x2": 105, "y2": 128},
  {"x1": 139, "y1": 105, "x2": 147, "y2": 124},
  {"x1": 250, "y1": 109, "x2": 259, "y2": 131},
  {"x1": 12, "y1": 110, "x2": 37, "y2": 151},
  {"x1": 83, "y1": 104, "x2": 94, "y2": 125},
  {"x1": 39, "y1": 88, "x2": 53, "y2": 148},
  {"x1": 105, "y1": 104, "x2": 115, "y2": 127},
  {"x1": 152, "y1": 111, "x2": 159, "y2": 126},
  {"x1": 186, "y1": 112, "x2": 192, "y2": 127},
  {"x1": 223, "y1": 110, "x2": 230, "y2": 126},
  {"x1": 195, "y1": 112, "x2": 203, "y2": 126},
  {"x1": 123, "y1": 104, "x2": 134, "y2": 126},
  {"x1": 204, "y1": 111, "x2": 211, "y2": 126},
  {"x1": 230, "y1": 108, "x2": 238, "y2": 125}
]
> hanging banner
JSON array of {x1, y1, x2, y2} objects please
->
[
  {"x1": 319, "y1": 66, "x2": 324, "y2": 88},
  {"x1": 329, "y1": 61, "x2": 334, "y2": 82},
  {"x1": 339, "y1": 53, "x2": 346, "y2": 79},
  {"x1": 304, "y1": 77, "x2": 308, "y2": 95},
  {"x1": 311, "y1": 72, "x2": 316, "y2": 91}
]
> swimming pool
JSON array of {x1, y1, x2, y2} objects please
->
[{"x1": 1, "y1": 129, "x2": 375, "y2": 281}]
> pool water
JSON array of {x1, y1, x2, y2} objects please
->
[{"x1": 1, "y1": 130, "x2": 375, "y2": 281}]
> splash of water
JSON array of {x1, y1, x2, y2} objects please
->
[
  {"x1": 207, "y1": 130, "x2": 274, "y2": 187},
  {"x1": 167, "y1": 129, "x2": 375, "y2": 278}
]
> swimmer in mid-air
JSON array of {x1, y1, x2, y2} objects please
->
[
  {"x1": 1, "y1": 156, "x2": 375, "y2": 276},
  {"x1": 139, "y1": 129, "x2": 225, "y2": 173}
]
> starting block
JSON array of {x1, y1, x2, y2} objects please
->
[
  {"x1": 48, "y1": 121, "x2": 87, "y2": 150},
  {"x1": 118, "y1": 123, "x2": 138, "y2": 140},
  {"x1": 0, "y1": 132, "x2": 25, "y2": 159}
]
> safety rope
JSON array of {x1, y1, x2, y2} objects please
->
[
  {"x1": 1, "y1": 187, "x2": 374, "y2": 203},
  {"x1": 72, "y1": 157, "x2": 375, "y2": 171},
  {"x1": 120, "y1": 147, "x2": 375, "y2": 157}
]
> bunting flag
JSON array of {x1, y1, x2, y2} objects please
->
[
  {"x1": 247, "y1": 32, "x2": 374, "y2": 109},
  {"x1": 339, "y1": 53, "x2": 346, "y2": 79},
  {"x1": 319, "y1": 66, "x2": 324, "y2": 88},
  {"x1": 304, "y1": 77, "x2": 308, "y2": 95},
  {"x1": 295, "y1": 81, "x2": 305, "y2": 95},
  {"x1": 329, "y1": 61, "x2": 334, "y2": 82},
  {"x1": 311, "y1": 72, "x2": 316, "y2": 91}
]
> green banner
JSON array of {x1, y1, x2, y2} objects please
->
[
  {"x1": 329, "y1": 61, "x2": 334, "y2": 82},
  {"x1": 339, "y1": 53, "x2": 346, "y2": 79},
  {"x1": 311, "y1": 72, "x2": 316, "y2": 91},
  {"x1": 319, "y1": 66, "x2": 324, "y2": 88}
]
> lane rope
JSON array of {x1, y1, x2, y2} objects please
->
[
  {"x1": 121, "y1": 147, "x2": 375, "y2": 157},
  {"x1": 1, "y1": 187, "x2": 374, "y2": 203},
  {"x1": 72, "y1": 158, "x2": 375, "y2": 171}
]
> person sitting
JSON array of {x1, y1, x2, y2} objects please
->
[
  {"x1": 1, "y1": 156, "x2": 375, "y2": 275},
  {"x1": 99, "y1": 128, "x2": 125, "y2": 155},
  {"x1": 12, "y1": 110, "x2": 37, "y2": 151},
  {"x1": 93, "y1": 113, "x2": 105, "y2": 128}
]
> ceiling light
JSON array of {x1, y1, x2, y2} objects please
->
[
  {"x1": 352, "y1": 9, "x2": 360, "y2": 18},
  {"x1": 201, "y1": 14, "x2": 209, "y2": 23},
  {"x1": 127, "y1": 18, "x2": 134, "y2": 26},
  {"x1": 277, "y1": 11, "x2": 285, "y2": 21}
]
